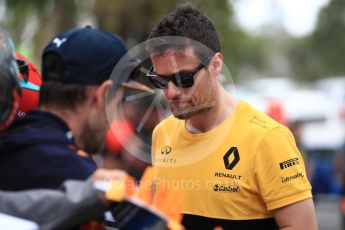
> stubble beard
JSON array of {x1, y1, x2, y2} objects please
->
[
  {"x1": 80, "y1": 116, "x2": 108, "y2": 155},
  {"x1": 172, "y1": 101, "x2": 215, "y2": 120}
]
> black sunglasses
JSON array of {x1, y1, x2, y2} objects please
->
[{"x1": 146, "y1": 63, "x2": 206, "y2": 89}]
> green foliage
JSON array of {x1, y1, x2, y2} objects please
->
[
  {"x1": 1, "y1": 0, "x2": 77, "y2": 66},
  {"x1": 93, "y1": 0, "x2": 179, "y2": 43},
  {"x1": 0, "y1": 0, "x2": 266, "y2": 81},
  {"x1": 289, "y1": 0, "x2": 345, "y2": 81}
]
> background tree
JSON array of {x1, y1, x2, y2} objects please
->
[
  {"x1": 0, "y1": 0, "x2": 274, "y2": 82},
  {"x1": 1, "y1": 0, "x2": 77, "y2": 61},
  {"x1": 289, "y1": 0, "x2": 345, "y2": 81}
]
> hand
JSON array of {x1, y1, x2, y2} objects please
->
[
  {"x1": 90, "y1": 168, "x2": 128, "y2": 182},
  {"x1": 90, "y1": 169, "x2": 129, "y2": 206}
]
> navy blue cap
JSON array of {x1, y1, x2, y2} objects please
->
[{"x1": 42, "y1": 26, "x2": 128, "y2": 85}]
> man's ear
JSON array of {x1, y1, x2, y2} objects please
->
[
  {"x1": 209, "y1": 52, "x2": 223, "y2": 77},
  {"x1": 93, "y1": 80, "x2": 113, "y2": 108}
]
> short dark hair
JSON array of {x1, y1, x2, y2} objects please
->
[
  {"x1": 39, "y1": 53, "x2": 90, "y2": 110},
  {"x1": 147, "y1": 3, "x2": 221, "y2": 62},
  {"x1": 39, "y1": 82, "x2": 90, "y2": 110}
]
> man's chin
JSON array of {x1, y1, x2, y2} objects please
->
[
  {"x1": 172, "y1": 108, "x2": 200, "y2": 120},
  {"x1": 173, "y1": 113, "x2": 192, "y2": 120},
  {"x1": 172, "y1": 102, "x2": 214, "y2": 120}
]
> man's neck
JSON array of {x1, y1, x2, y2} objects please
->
[
  {"x1": 185, "y1": 87, "x2": 237, "y2": 134},
  {"x1": 39, "y1": 106, "x2": 85, "y2": 146}
]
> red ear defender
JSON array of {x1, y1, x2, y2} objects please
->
[{"x1": 15, "y1": 53, "x2": 41, "y2": 115}]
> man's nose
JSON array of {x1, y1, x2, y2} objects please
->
[{"x1": 164, "y1": 81, "x2": 182, "y2": 99}]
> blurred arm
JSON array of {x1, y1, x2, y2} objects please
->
[
  {"x1": 0, "y1": 180, "x2": 107, "y2": 230},
  {"x1": 0, "y1": 168, "x2": 128, "y2": 229},
  {"x1": 273, "y1": 198, "x2": 317, "y2": 230}
]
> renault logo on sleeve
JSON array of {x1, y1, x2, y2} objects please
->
[
  {"x1": 161, "y1": 146, "x2": 172, "y2": 155},
  {"x1": 223, "y1": 147, "x2": 240, "y2": 170}
]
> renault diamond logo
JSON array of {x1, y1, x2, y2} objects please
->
[
  {"x1": 161, "y1": 146, "x2": 172, "y2": 155},
  {"x1": 223, "y1": 147, "x2": 240, "y2": 170}
]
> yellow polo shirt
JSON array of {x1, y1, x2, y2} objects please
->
[{"x1": 152, "y1": 100, "x2": 311, "y2": 226}]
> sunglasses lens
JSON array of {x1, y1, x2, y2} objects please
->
[
  {"x1": 147, "y1": 63, "x2": 204, "y2": 89},
  {"x1": 172, "y1": 74, "x2": 194, "y2": 88},
  {"x1": 148, "y1": 76, "x2": 167, "y2": 89}
]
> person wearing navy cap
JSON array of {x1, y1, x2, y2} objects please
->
[
  {"x1": 0, "y1": 28, "x2": 132, "y2": 230},
  {"x1": 0, "y1": 26, "x2": 145, "y2": 191}
]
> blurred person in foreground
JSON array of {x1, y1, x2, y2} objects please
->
[
  {"x1": 0, "y1": 28, "x2": 130, "y2": 230},
  {"x1": 147, "y1": 4, "x2": 317, "y2": 230},
  {"x1": 0, "y1": 26, "x2": 140, "y2": 190}
]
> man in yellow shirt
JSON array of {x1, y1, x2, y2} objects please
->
[{"x1": 147, "y1": 3, "x2": 317, "y2": 230}]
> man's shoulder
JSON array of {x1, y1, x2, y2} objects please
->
[
  {"x1": 154, "y1": 115, "x2": 181, "y2": 132},
  {"x1": 237, "y1": 100, "x2": 286, "y2": 133},
  {"x1": 0, "y1": 110, "x2": 75, "y2": 154},
  {"x1": 11, "y1": 110, "x2": 69, "y2": 132}
]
